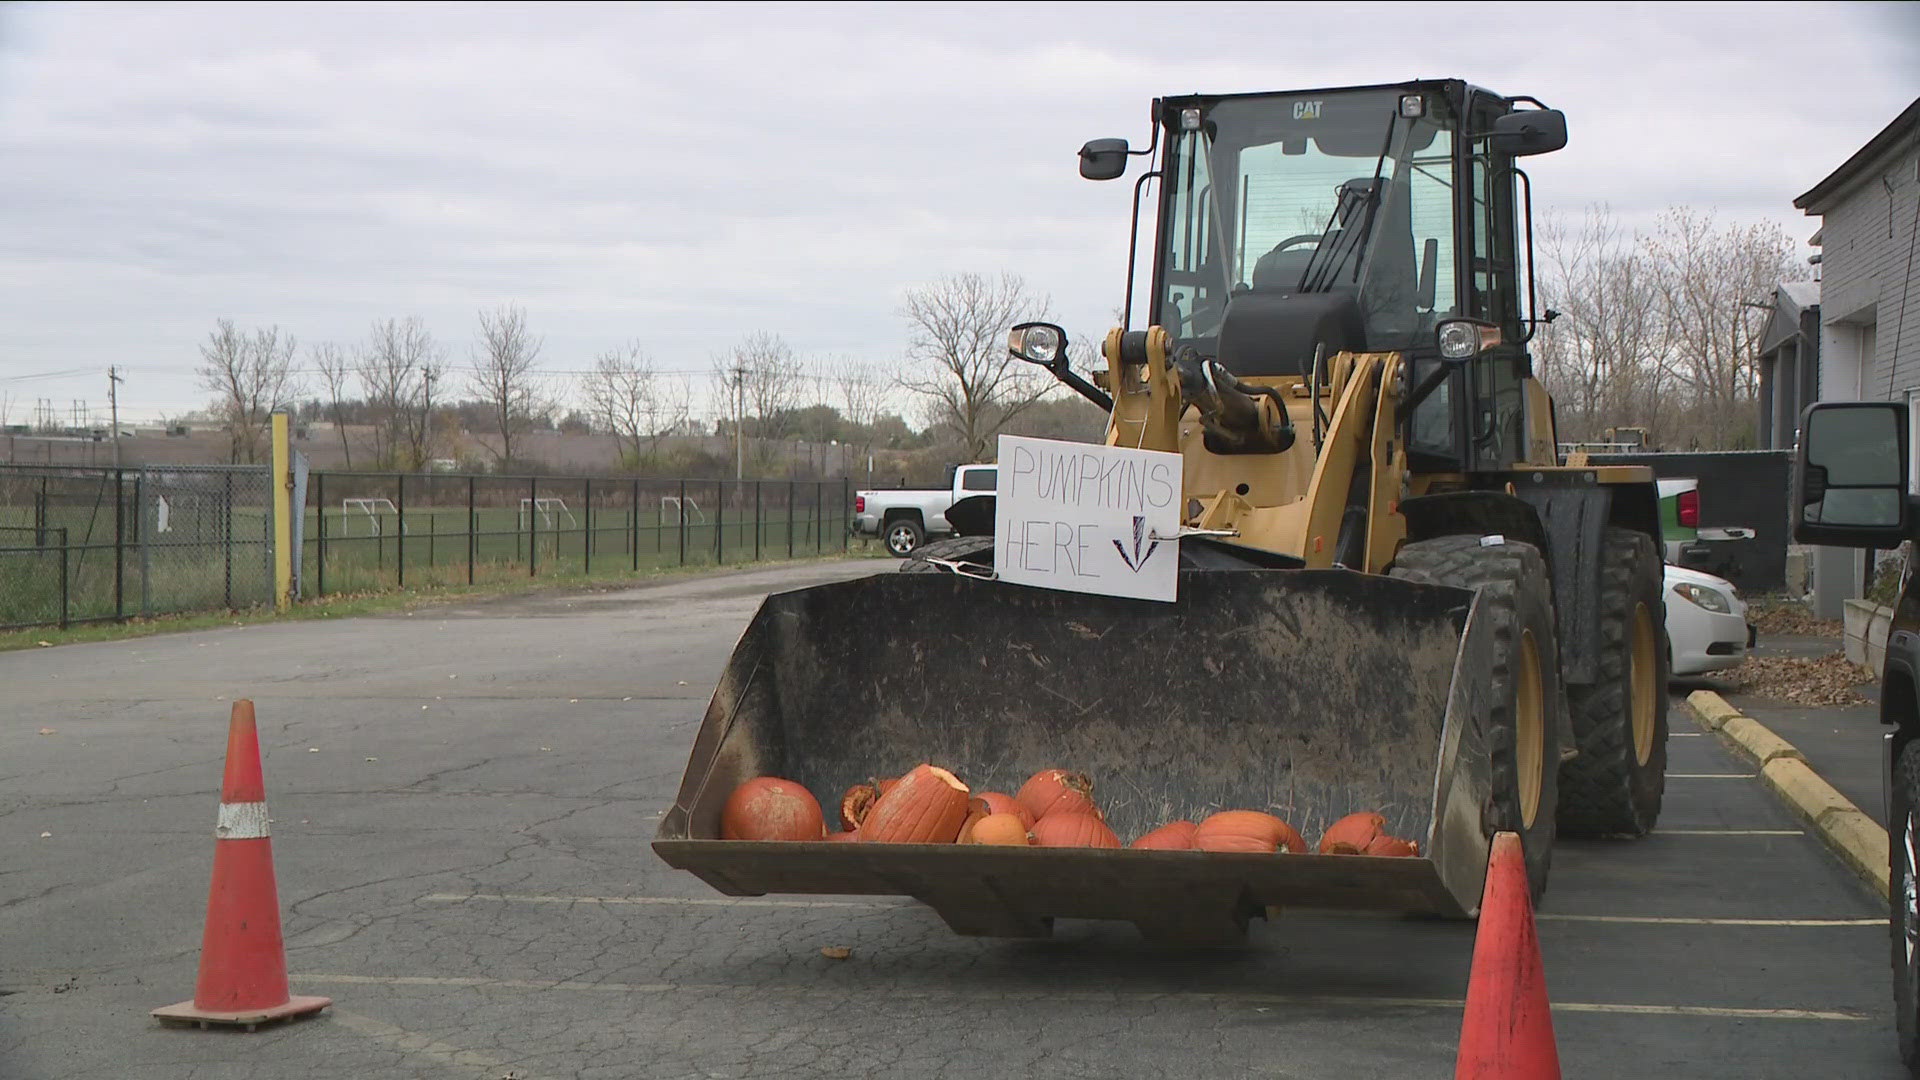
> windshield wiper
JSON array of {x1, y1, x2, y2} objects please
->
[{"x1": 1297, "y1": 110, "x2": 1400, "y2": 295}]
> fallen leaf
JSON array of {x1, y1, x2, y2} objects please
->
[
  {"x1": 820, "y1": 946, "x2": 851, "y2": 960},
  {"x1": 39, "y1": 831, "x2": 51, "y2": 839},
  {"x1": 37, "y1": 727, "x2": 54, "y2": 735},
  {"x1": 35, "y1": 641, "x2": 51, "y2": 647},
  {"x1": 307, "y1": 747, "x2": 320, "y2": 753},
  {"x1": 364, "y1": 757, "x2": 378, "y2": 763},
  {"x1": 421, "y1": 705, "x2": 429, "y2": 710},
  {"x1": 569, "y1": 698, "x2": 579, "y2": 704},
  {"x1": 540, "y1": 746, "x2": 552, "y2": 752},
  {"x1": 677, "y1": 681, "x2": 687, "y2": 686}
]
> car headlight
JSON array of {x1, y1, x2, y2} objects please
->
[{"x1": 1672, "y1": 581, "x2": 1732, "y2": 614}]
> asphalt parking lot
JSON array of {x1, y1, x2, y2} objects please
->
[{"x1": 0, "y1": 560, "x2": 1901, "y2": 1078}]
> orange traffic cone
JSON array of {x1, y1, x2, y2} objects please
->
[
  {"x1": 1455, "y1": 831, "x2": 1560, "y2": 1079},
  {"x1": 153, "y1": 700, "x2": 331, "y2": 1030}
]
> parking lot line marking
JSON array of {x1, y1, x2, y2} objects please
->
[
  {"x1": 1667, "y1": 773, "x2": 1758, "y2": 779},
  {"x1": 332, "y1": 1008, "x2": 536, "y2": 1077},
  {"x1": 1652, "y1": 829, "x2": 1804, "y2": 836},
  {"x1": 293, "y1": 974, "x2": 1867, "y2": 1021},
  {"x1": 1538, "y1": 914, "x2": 1880, "y2": 927},
  {"x1": 422, "y1": 892, "x2": 907, "y2": 909}
]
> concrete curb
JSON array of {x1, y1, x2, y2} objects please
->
[{"x1": 1682, "y1": 690, "x2": 1890, "y2": 901}]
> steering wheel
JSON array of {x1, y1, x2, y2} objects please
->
[{"x1": 1269, "y1": 234, "x2": 1323, "y2": 254}]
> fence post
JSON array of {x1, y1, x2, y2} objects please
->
[
  {"x1": 842, "y1": 478, "x2": 850, "y2": 552},
  {"x1": 787, "y1": 480, "x2": 795, "y2": 559},
  {"x1": 395, "y1": 473, "x2": 407, "y2": 588},
  {"x1": 631, "y1": 479, "x2": 640, "y2": 571},
  {"x1": 271, "y1": 413, "x2": 293, "y2": 611},
  {"x1": 583, "y1": 477, "x2": 592, "y2": 575},
  {"x1": 113, "y1": 469, "x2": 124, "y2": 620},
  {"x1": 467, "y1": 475, "x2": 477, "y2": 586},
  {"x1": 754, "y1": 481, "x2": 762, "y2": 562},
  {"x1": 137, "y1": 471, "x2": 151, "y2": 615},
  {"x1": 428, "y1": 513, "x2": 436, "y2": 571},
  {"x1": 814, "y1": 481, "x2": 822, "y2": 553},
  {"x1": 222, "y1": 472, "x2": 234, "y2": 609},
  {"x1": 528, "y1": 477, "x2": 538, "y2": 577},
  {"x1": 58, "y1": 528, "x2": 69, "y2": 630},
  {"x1": 714, "y1": 481, "x2": 725, "y2": 564},
  {"x1": 677, "y1": 479, "x2": 687, "y2": 565}
]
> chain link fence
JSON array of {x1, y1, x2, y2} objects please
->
[
  {"x1": 0, "y1": 464, "x2": 272, "y2": 630},
  {"x1": 0, "y1": 464, "x2": 853, "y2": 629}
]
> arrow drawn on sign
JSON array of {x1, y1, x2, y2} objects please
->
[{"x1": 1113, "y1": 515, "x2": 1161, "y2": 573}]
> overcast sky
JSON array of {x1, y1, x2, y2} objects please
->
[{"x1": 1, "y1": 1, "x2": 1916, "y2": 426}]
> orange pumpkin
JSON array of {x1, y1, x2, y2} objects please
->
[
  {"x1": 1016, "y1": 769, "x2": 1096, "y2": 822},
  {"x1": 1030, "y1": 811, "x2": 1121, "y2": 849},
  {"x1": 1130, "y1": 820, "x2": 1198, "y2": 851},
  {"x1": 977, "y1": 791, "x2": 1034, "y2": 828},
  {"x1": 1364, "y1": 834, "x2": 1420, "y2": 857},
  {"x1": 721, "y1": 776, "x2": 826, "y2": 841},
  {"x1": 956, "y1": 797, "x2": 992, "y2": 842},
  {"x1": 1319, "y1": 811, "x2": 1387, "y2": 855},
  {"x1": 839, "y1": 783, "x2": 880, "y2": 831},
  {"x1": 963, "y1": 813, "x2": 1033, "y2": 846},
  {"x1": 860, "y1": 764, "x2": 972, "y2": 843},
  {"x1": 825, "y1": 829, "x2": 860, "y2": 842},
  {"x1": 1193, "y1": 810, "x2": 1306, "y2": 854}
]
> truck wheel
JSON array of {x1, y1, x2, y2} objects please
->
[
  {"x1": 1390, "y1": 535, "x2": 1561, "y2": 900},
  {"x1": 1557, "y1": 528, "x2": 1668, "y2": 837},
  {"x1": 1894, "y1": 739, "x2": 1920, "y2": 1072},
  {"x1": 899, "y1": 536, "x2": 994, "y2": 573},
  {"x1": 883, "y1": 518, "x2": 925, "y2": 557}
]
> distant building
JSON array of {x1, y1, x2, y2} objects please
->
[{"x1": 1755, "y1": 280, "x2": 1820, "y2": 450}]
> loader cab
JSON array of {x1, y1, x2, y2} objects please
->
[{"x1": 1089, "y1": 80, "x2": 1564, "y2": 473}]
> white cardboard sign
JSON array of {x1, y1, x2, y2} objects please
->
[{"x1": 992, "y1": 435, "x2": 1181, "y2": 603}]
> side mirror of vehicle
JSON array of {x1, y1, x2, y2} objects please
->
[
  {"x1": 1079, "y1": 138, "x2": 1129, "y2": 180},
  {"x1": 1008, "y1": 322, "x2": 1070, "y2": 370},
  {"x1": 1487, "y1": 109, "x2": 1567, "y2": 157},
  {"x1": 1792, "y1": 400, "x2": 1915, "y2": 547}
]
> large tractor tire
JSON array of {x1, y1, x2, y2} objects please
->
[
  {"x1": 899, "y1": 536, "x2": 995, "y2": 573},
  {"x1": 1557, "y1": 527, "x2": 1668, "y2": 837},
  {"x1": 1390, "y1": 535, "x2": 1562, "y2": 900}
]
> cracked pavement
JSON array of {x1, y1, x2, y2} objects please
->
[{"x1": 0, "y1": 558, "x2": 1904, "y2": 1077}]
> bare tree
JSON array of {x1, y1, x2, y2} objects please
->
[
  {"x1": 1534, "y1": 207, "x2": 1669, "y2": 445},
  {"x1": 898, "y1": 271, "x2": 1054, "y2": 462},
  {"x1": 197, "y1": 318, "x2": 302, "y2": 463},
  {"x1": 311, "y1": 341, "x2": 354, "y2": 468},
  {"x1": 356, "y1": 317, "x2": 443, "y2": 469},
  {"x1": 830, "y1": 356, "x2": 884, "y2": 471},
  {"x1": 583, "y1": 342, "x2": 690, "y2": 469},
  {"x1": 468, "y1": 304, "x2": 544, "y2": 467}
]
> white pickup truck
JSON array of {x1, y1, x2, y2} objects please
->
[{"x1": 850, "y1": 463, "x2": 997, "y2": 556}]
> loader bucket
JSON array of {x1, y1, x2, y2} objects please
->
[{"x1": 654, "y1": 568, "x2": 1503, "y2": 944}]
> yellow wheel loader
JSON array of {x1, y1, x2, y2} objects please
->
[{"x1": 656, "y1": 79, "x2": 1668, "y2": 944}]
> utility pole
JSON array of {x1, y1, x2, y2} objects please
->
[
  {"x1": 733, "y1": 365, "x2": 745, "y2": 480},
  {"x1": 108, "y1": 367, "x2": 123, "y2": 467}
]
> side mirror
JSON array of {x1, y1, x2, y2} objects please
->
[
  {"x1": 1792, "y1": 400, "x2": 1914, "y2": 547},
  {"x1": 1078, "y1": 138, "x2": 1129, "y2": 180},
  {"x1": 1488, "y1": 109, "x2": 1567, "y2": 157},
  {"x1": 1008, "y1": 322, "x2": 1069, "y2": 370}
]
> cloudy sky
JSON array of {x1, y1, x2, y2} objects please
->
[{"x1": 1, "y1": 1, "x2": 1916, "y2": 426}]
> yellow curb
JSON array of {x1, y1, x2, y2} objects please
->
[
  {"x1": 1818, "y1": 810, "x2": 1894, "y2": 899},
  {"x1": 1720, "y1": 716, "x2": 1806, "y2": 766},
  {"x1": 1762, "y1": 757, "x2": 1862, "y2": 825},
  {"x1": 1686, "y1": 690, "x2": 1743, "y2": 731}
]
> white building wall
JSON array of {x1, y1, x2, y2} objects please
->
[{"x1": 1818, "y1": 141, "x2": 1920, "y2": 400}]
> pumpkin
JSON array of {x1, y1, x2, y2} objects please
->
[
  {"x1": 964, "y1": 813, "x2": 1033, "y2": 846},
  {"x1": 1029, "y1": 811, "x2": 1121, "y2": 849},
  {"x1": 1016, "y1": 769, "x2": 1096, "y2": 822},
  {"x1": 1193, "y1": 810, "x2": 1305, "y2": 854},
  {"x1": 876, "y1": 775, "x2": 901, "y2": 796},
  {"x1": 1319, "y1": 811, "x2": 1387, "y2": 854},
  {"x1": 826, "y1": 829, "x2": 860, "y2": 843},
  {"x1": 977, "y1": 791, "x2": 1034, "y2": 828},
  {"x1": 721, "y1": 776, "x2": 826, "y2": 841},
  {"x1": 1130, "y1": 820, "x2": 1198, "y2": 851},
  {"x1": 839, "y1": 783, "x2": 880, "y2": 831},
  {"x1": 956, "y1": 797, "x2": 992, "y2": 842},
  {"x1": 860, "y1": 764, "x2": 972, "y2": 843},
  {"x1": 1365, "y1": 834, "x2": 1420, "y2": 857}
]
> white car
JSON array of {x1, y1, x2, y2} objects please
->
[{"x1": 1664, "y1": 564, "x2": 1755, "y2": 677}]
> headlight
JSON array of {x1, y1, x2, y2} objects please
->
[
  {"x1": 1436, "y1": 319, "x2": 1502, "y2": 360},
  {"x1": 1008, "y1": 324, "x2": 1060, "y2": 364},
  {"x1": 1672, "y1": 581, "x2": 1732, "y2": 614}
]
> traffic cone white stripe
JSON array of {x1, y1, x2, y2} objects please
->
[{"x1": 215, "y1": 801, "x2": 271, "y2": 840}]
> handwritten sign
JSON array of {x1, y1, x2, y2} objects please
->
[{"x1": 993, "y1": 435, "x2": 1181, "y2": 603}]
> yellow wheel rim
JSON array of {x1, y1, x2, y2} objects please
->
[
  {"x1": 1631, "y1": 602, "x2": 1659, "y2": 766},
  {"x1": 1516, "y1": 629, "x2": 1546, "y2": 829}
]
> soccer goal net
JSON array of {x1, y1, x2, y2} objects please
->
[
  {"x1": 518, "y1": 498, "x2": 577, "y2": 530},
  {"x1": 341, "y1": 498, "x2": 405, "y2": 537},
  {"x1": 659, "y1": 495, "x2": 705, "y2": 526}
]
